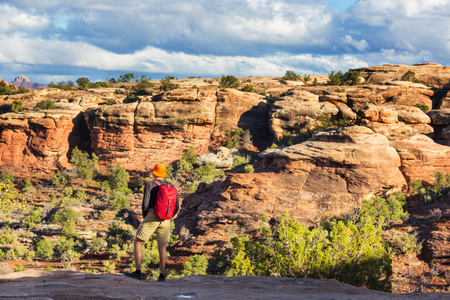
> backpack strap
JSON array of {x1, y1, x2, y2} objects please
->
[{"x1": 152, "y1": 180, "x2": 171, "y2": 187}]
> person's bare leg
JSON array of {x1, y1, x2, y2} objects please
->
[
  {"x1": 134, "y1": 238, "x2": 145, "y2": 271},
  {"x1": 158, "y1": 242, "x2": 167, "y2": 273}
]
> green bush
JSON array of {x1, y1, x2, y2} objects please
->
[
  {"x1": 342, "y1": 70, "x2": 361, "y2": 85},
  {"x1": 401, "y1": 70, "x2": 416, "y2": 82},
  {"x1": 25, "y1": 206, "x2": 42, "y2": 228},
  {"x1": 181, "y1": 254, "x2": 209, "y2": 276},
  {"x1": 414, "y1": 103, "x2": 430, "y2": 113},
  {"x1": 61, "y1": 249, "x2": 81, "y2": 268},
  {"x1": 11, "y1": 100, "x2": 23, "y2": 112},
  {"x1": 361, "y1": 192, "x2": 408, "y2": 227},
  {"x1": 225, "y1": 128, "x2": 245, "y2": 149},
  {"x1": 389, "y1": 229, "x2": 422, "y2": 255},
  {"x1": 89, "y1": 237, "x2": 107, "y2": 252},
  {"x1": 0, "y1": 80, "x2": 29, "y2": 95},
  {"x1": 219, "y1": 75, "x2": 240, "y2": 88},
  {"x1": 22, "y1": 177, "x2": 34, "y2": 192},
  {"x1": 129, "y1": 176, "x2": 143, "y2": 192},
  {"x1": 410, "y1": 172, "x2": 450, "y2": 206},
  {"x1": 105, "y1": 99, "x2": 116, "y2": 105},
  {"x1": 35, "y1": 239, "x2": 54, "y2": 259},
  {"x1": 52, "y1": 208, "x2": 79, "y2": 237},
  {"x1": 226, "y1": 212, "x2": 392, "y2": 292},
  {"x1": 281, "y1": 70, "x2": 301, "y2": 82},
  {"x1": 14, "y1": 264, "x2": 26, "y2": 272},
  {"x1": 160, "y1": 76, "x2": 180, "y2": 91},
  {"x1": 0, "y1": 180, "x2": 22, "y2": 215},
  {"x1": 34, "y1": 100, "x2": 56, "y2": 110},
  {"x1": 70, "y1": 146, "x2": 99, "y2": 180},
  {"x1": 241, "y1": 85, "x2": 255, "y2": 93},
  {"x1": 76, "y1": 77, "x2": 90, "y2": 89},
  {"x1": 102, "y1": 260, "x2": 116, "y2": 273},
  {"x1": 328, "y1": 71, "x2": 342, "y2": 86},
  {"x1": 108, "y1": 192, "x2": 130, "y2": 211},
  {"x1": 49, "y1": 172, "x2": 70, "y2": 188},
  {"x1": 107, "y1": 164, "x2": 130, "y2": 192},
  {"x1": 0, "y1": 173, "x2": 15, "y2": 183}
]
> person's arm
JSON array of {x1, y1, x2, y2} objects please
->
[
  {"x1": 142, "y1": 181, "x2": 153, "y2": 218},
  {"x1": 172, "y1": 190, "x2": 181, "y2": 219}
]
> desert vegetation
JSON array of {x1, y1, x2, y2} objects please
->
[{"x1": 1, "y1": 136, "x2": 448, "y2": 289}]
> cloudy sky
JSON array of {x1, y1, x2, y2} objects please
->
[{"x1": 0, "y1": 0, "x2": 449, "y2": 84}]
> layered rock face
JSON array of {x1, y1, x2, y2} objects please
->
[
  {"x1": 0, "y1": 107, "x2": 83, "y2": 175},
  {"x1": 84, "y1": 88, "x2": 268, "y2": 170},
  {"x1": 357, "y1": 63, "x2": 450, "y2": 88}
]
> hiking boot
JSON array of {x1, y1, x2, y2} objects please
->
[
  {"x1": 125, "y1": 271, "x2": 143, "y2": 280},
  {"x1": 157, "y1": 273, "x2": 165, "y2": 282}
]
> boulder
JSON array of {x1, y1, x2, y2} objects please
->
[
  {"x1": 390, "y1": 134, "x2": 450, "y2": 185},
  {"x1": 197, "y1": 147, "x2": 241, "y2": 168}
]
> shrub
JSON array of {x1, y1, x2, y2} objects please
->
[
  {"x1": 14, "y1": 264, "x2": 26, "y2": 272},
  {"x1": 76, "y1": 77, "x2": 90, "y2": 89},
  {"x1": 0, "y1": 173, "x2": 15, "y2": 183},
  {"x1": 361, "y1": 192, "x2": 408, "y2": 227},
  {"x1": 107, "y1": 164, "x2": 130, "y2": 192},
  {"x1": 225, "y1": 128, "x2": 245, "y2": 149},
  {"x1": 219, "y1": 75, "x2": 240, "y2": 88},
  {"x1": 105, "y1": 99, "x2": 116, "y2": 105},
  {"x1": 181, "y1": 254, "x2": 209, "y2": 276},
  {"x1": 342, "y1": 70, "x2": 361, "y2": 85},
  {"x1": 35, "y1": 239, "x2": 54, "y2": 259},
  {"x1": 241, "y1": 85, "x2": 255, "y2": 93},
  {"x1": 160, "y1": 76, "x2": 180, "y2": 91},
  {"x1": 60, "y1": 249, "x2": 81, "y2": 268},
  {"x1": 410, "y1": 172, "x2": 450, "y2": 206},
  {"x1": 22, "y1": 177, "x2": 34, "y2": 192},
  {"x1": 53, "y1": 207, "x2": 77, "y2": 223},
  {"x1": 25, "y1": 206, "x2": 42, "y2": 228},
  {"x1": 129, "y1": 176, "x2": 143, "y2": 192},
  {"x1": 108, "y1": 192, "x2": 130, "y2": 211},
  {"x1": 89, "y1": 237, "x2": 107, "y2": 252},
  {"x1": 281, "y1": 70, "x2": 301, "y2": 82},
  {"x1": 226, "y1": 212, "x2": 392, "y2": 292},
  {"x1": 11, "y1": 100, "x2": 23, "y2": 112},
  {"x1": 401, "y1": 70, "x2": 416, "y2": 82},
  {"x1": 243, "y1": 164, "x2": 254, "y2": 173},
  {"x1": 328, "y1": 71, "x2": 342, "y2": 86},
  {"x1": 102, "y1": 260, "x2": 116, "y2": 273},
  {"x1": 414, "y1": 103, "x2": 430, "y2": 113},
  {"x1": 0, "y1": 180, "x2": 23, "y2": 215},
  {"x1": 389, "y1": 230, "x2": 422, "y2": 255},
  {"x1": 34, "y1": 100, "x2": 56, "y2": 110},
  {"x1": 49, "y1": 172, "x2": 70, "y2": 188},
  {"x1": 70, "y1": 146, "x2": 99, "y2": 180}
]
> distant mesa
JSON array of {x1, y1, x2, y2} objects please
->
[{"x1": 11, "y1": 74, "x2": 48, "y2": 89}]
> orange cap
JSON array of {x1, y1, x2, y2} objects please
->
[{"x1": 152, "y1": 163, "x2": 167, "y2": 178}]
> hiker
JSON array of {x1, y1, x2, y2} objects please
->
[{"x1": 125, "y1": 163, "x2": 179, "y2": 281}]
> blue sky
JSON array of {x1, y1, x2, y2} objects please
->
[{"x1": 0, "y1": 0, "x2": 449, "y2": 84}]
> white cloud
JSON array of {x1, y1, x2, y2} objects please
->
[
  {"x1": 342, "y1": 35, "x2": 369, "y2": 51},
  {"x1": 0, "y1": 4, "x2": 50, "y2": 31}
]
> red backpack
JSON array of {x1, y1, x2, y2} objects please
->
[{"x1": 151, "y1": 180, "x2": 177, "y2": 220}]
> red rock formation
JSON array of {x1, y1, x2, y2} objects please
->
[
  {"x1": 84, "y1": 88, "x2": 268, "y2": 171},
  {"x1": 0, "y1": 110, "x2": 81, "y2": 175}
]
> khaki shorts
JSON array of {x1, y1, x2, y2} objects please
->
[{"x1": 136, "y1": 210, "x2": 171, "y2": 244}]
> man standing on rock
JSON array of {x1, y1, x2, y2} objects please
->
[{"x1": 125, "y1": 163, "x2": 179, "y2": 281}]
